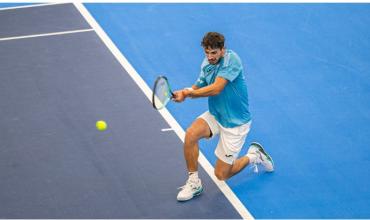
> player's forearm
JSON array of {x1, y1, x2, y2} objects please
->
[{"x1": 186, "y1": 84, "x2": 221, "y2": 98}]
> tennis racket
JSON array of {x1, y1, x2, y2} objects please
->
[{"x1": 152, "y1": 75, "x2": 175, "y2": 110}]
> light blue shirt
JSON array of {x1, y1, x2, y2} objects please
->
[{"x1": 195, "y1": 49, "x2": 251, "y2": 128}]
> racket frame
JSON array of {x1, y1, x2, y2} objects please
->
[{"x1": 152, "y1": 75, "x2": 175, "y2": 110}]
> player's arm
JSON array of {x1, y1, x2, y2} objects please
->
[
  {"x1": 184, "y1": 77, "x2": 228, "y2": 98},
  {"x1": 173, "y1": 85, "x2": 197, "y2": 102}
]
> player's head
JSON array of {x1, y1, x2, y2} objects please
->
[{"x1": 201, "y1": 32, "x2": 225, "y2": 64}]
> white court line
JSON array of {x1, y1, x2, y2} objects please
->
[
  {"x1": 0, "y1": 2, "x2": 68, "y2": 11},
  {"x1": 1, "y1": 0, "x2": 370, "y2": 3},
  {"x1": 73, "y1": 3, "x2": 254, "y2": 219},
  {"x1": 0, "y1": 29, "x2": 94, "y2": 42}
]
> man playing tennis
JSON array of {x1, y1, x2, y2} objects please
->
[{"x1": 173, "y1": 32, "x2": 274, "y2": 201}]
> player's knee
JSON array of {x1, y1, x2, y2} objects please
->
[
  {"x1": 214, "y1": 170, "x2": 228, "y2": 181},
  {"x1": 185, "y1": 127, "x2": 200, "y2": 144}
]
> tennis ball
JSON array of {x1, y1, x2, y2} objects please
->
[{"x1": 96, "y1": 120, "x2": 107, "y2": 131}]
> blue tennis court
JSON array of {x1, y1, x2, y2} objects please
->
[{"x1": 0, "y1": 2, "x2": 369, "y2": 219}]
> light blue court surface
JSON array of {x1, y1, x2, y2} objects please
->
[{"x1": 1, "y1": 3, "x2": 370, "y2": 219}]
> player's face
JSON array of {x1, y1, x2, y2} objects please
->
[{"x1": 204, "y1": 47, "x2": 225, "y2": 64}]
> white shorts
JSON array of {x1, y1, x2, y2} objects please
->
[{"x1": 198, "y1": 111, "x2": 251, "y2": 165}]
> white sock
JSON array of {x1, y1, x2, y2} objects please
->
[
  {"x1": 188, "y1": 171, "x2": 199, "y2": 181},
  {"x1": 246, "y1": 153, "x2": 257, "y2": 163}
]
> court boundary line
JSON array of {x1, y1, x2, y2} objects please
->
[
  {"x1": 0, "y1": 2, "x2": 68, "y2": 11},
  {"x1": 0, "y1": 29, "x2": 94, "y2": 42},
  {"x1": 73, "y1": 2, "x2": 254, "y2": 219},
  {"x1": 1, "y1": 0, "x2": 369, "y2": 4}
]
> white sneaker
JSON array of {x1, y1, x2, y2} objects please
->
[
  {"x1": 247, "y1": 142, "x2": 274, "y2": 172},
  {"x1": 177, "y1": 178, "x2": 203, "y2": 201}
]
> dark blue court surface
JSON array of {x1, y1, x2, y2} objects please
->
[
  {"x1": 0, "y1": 4, "x2": 241, "y2": 218},
  {"x1": 0, "y1": 4, "x2": 90, "y2": 38},
  {"x1": 1, "y1": 2, "x2": 370, "y2": 219}
]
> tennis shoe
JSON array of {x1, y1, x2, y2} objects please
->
[
  {"x1": 247, "y1": 142, "x2": 274, "y2": 173},
  {"x1": 177, "y1": 178, "x2": 203, "y2": 201}
]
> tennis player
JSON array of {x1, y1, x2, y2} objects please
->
[{"x1": 173, "y1": 32, "x2": 274, "y2": 201}]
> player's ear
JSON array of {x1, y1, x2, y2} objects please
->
[{"x1": 221, "y1": 47, "x2": 226, "y2": 56}]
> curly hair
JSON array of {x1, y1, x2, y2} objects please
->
[{"x1": 201, "y1": 32, "x2": 225, "y2": 49}]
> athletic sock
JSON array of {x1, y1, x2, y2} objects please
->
[
  {"x1": 188, "y1": 171, "x2": 199, "y2": 182},
  {"x1": 246, "y1": 153, "x2": 257, "y2": 163}
]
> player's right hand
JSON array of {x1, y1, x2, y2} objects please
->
[{"x1": 173, "y1": 90, "x2": 186, "y2": 102}]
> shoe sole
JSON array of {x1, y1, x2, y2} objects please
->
[{"x1": 250, "y1": 142, "x2": 274, "y2": 171}]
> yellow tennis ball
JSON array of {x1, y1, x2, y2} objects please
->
[{"x1": 96, "y1": 120, "x2": 107, "y2": 131}]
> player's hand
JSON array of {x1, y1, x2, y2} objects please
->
[{"x1": 173, "y1": 90, "x2": 186, "y2": 102}]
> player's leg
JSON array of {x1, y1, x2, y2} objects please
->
[
  {"x1": 183, "y1": 117, "x2": 211, "y2": 173},
  {"x1": 177, "y1": 111, "x2": 219, "y2": 201},
  {"x1": 214, "y1": 142, "x2": 275, "y2": 181},
  {"x1": 214, "y1": 155, "x2": 251, "y2": 180},
  {"x1": 177, "y1": 118, "x2": 210, "y2": 202}
]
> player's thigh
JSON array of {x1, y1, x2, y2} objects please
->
[{"x1": 186, "y1": 118, "x2": 212, "y2": 141}]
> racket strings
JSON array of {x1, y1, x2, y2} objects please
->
[{"x1": 153, "y1": 78, "x2": 171, "y2": 109}]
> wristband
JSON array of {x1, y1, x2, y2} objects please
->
[
  {"x1": 184, "y1": 87, "x2": 194, "y2": 91},
  {"x1": 184, "y1": 87, "x2": 194, "y2": 98}
]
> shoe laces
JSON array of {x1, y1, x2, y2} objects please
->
[
  {"x1": 250, "y1": 151, "x2": 263, "y2": 173},
  {"x1": 250, "y1": 162, "x2": 259, "y2": 173},
  {"x1": 178, "y1": 179, "x2": 197, "y2": 191}
]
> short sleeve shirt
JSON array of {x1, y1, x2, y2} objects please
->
[{"x1": 195, "y1": 49, "x2": 251, "y2": 128}]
